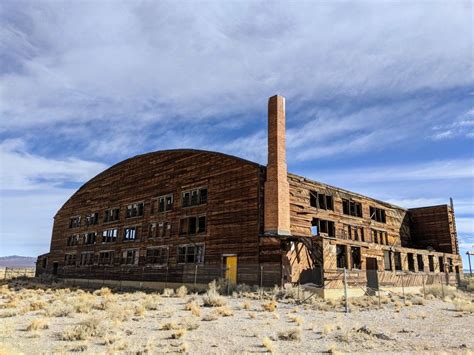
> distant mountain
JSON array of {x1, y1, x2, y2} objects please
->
[{"x1": 0, "y1": 255, "x2": 36, "y2": 268}]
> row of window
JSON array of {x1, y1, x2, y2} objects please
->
[
  {"x1": 383, "y1": 251, "x2": 455, "y2": 273},
  {"x1": 64, "y1": 244, "x2": 204, "y2": 266},
  {"x1": 312, "y1": 219, "x2": 389, "y2": 245},
  {"x1": 66, "y1": 216, "x2": 206, "y2": 246},
  {"x1": 309, "y1": 191, "x2": 387, "y2": 223},
  {"x1": 69, "y1": 187, "x2": 208, "y2": 228}
]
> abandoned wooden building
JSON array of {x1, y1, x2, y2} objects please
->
[{"x1": 36, "y1": 95, "x2": 463, "y2": 297}]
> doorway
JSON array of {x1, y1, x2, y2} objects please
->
[
  {"x1": 366, "y1": 257, "x2": 379, "y2": 294},
  {"x1": 53, "y1": 262, "x2": 59, "y2": 275},
  {"x1": 223, "y1": 255, "x2": 237, "y2": 286}
]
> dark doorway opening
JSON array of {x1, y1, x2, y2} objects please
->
[
  {"x1": 366, "y1": 257, "x2": 379, "y2": 294},
  {"x1": 53, "y1": 262, "x2": 59, "y2": 275}
]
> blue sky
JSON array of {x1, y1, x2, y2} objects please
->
[{"x1": 0, "y1": 1, "x2": 473, "y2": 267}]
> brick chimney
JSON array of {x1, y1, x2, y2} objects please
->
[{"x1": 264, "y1": 95, "x2": 291, "y2": 236}]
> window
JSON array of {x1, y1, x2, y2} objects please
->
[
  {"x1": 350, "y1": 247, "x2": 361, "y2": 269},
  {"x1": 417, "y1": 254, "x2": 424, "y2": 272},
  {"x1": 146, "y1": 247, "x2": 169, "y2": 265},
  {"x1": 42, "y1": 258, "x2": 47, "y2": 268},
  {"x1": 336, "y1": 245, "x2": 346, "y2": 269},
  {"x1": 85, "y1": 213, "x2": 99, "y2": 226},
  {"x1": 311, "y1": 218, "x2": 335, "y2": 238},
  {"x1": 99, "y1": 251, "x2": 114, "y2": 265},
  {"x1": 342, "y1": 199, "x2": 363, "y2": 217},
  {"x1": 69, "y1": 216, "x2": 81, "y2": 228},
  {"x1": 148, "y1": 222, "x2": 171, "y2": 239},
  {"x1": 343, "y1": 225, "x2": 364, "y2": 241},
  {"x1": 104, "y1": 208, "x2": 120, "y2": 222},
  {"x1": 122, "y1": 249, "x2": 139, "y2": 265},
  {"x1": 83, "y1": 232, "x2": 97, "y2": 245},
  {"x1": 448, "y1": 258, "x2": 453, "y2": 272},
  {"x1": 370, "y1": 207, "x2": 386, "y2": 223},
  {"x1": 154, "y1": 194, "x2": 173, "y2": 213},
  {"x1": 64, "y1": 253, "x2": 76, "y2": 266},
  {"x1": 439, "y1": 256, "x2": 445, "y2": 272},
  {"x1": 67, "y1": 235, "x2": 80, "y2": 246},
  {"x1": 79, "y1": 252, "x2": 94, "y2": 266},
  {"x1": 407, "y1": 253, "x2": 415, "y2": 271},
  {"x1": 309, "y1": 191, "x2": 334, "y2": 210},
  {"x1": 124, "y1": 226, "x2": 138, "y2": 241},
  {"x1": 428, "y1": 255, "x2": 434, "y2": 272},
  {"x1": 177, "y1": 244, "x2": 204, "y2": 264},
  {"x1": 394, "y1": 252, "x2": 402, "y2": 271},
  {"x1": 180, "y1": 216, "x2": 206, "y2": 235},
  {"x1": 371, "y1": 229, "x2": 388, "y2": 245},
  {"x1": 383, "y1": 250, "x2": 392, "y2": 271},
  {"x1": 126, "y1": 202, "x2": 144, "y2": 218},
  {"x1": 102, "y1": 229, "x2": 118, "y2": 243},
  {"x1": 181, "y1": 187, "x2": 208, "y2": 207}
]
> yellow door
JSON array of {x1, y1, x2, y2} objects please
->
[{"x1": 225, "y1": 256, "x2": 237, "y2": 285}]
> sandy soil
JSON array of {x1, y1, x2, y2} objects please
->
[{"x1": 0, "y1": 281, "x2": 472, "y2": 354}]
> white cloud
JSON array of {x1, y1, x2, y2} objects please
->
[{"x1": 0, "y1": 139, "x2": 107, "y2": 191}]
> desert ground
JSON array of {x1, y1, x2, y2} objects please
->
[{"x1": 0, "y1": 279, "x2": 473, "y2": 354}]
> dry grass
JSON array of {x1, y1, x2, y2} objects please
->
[
  {"x1": 176, "y1": 285, "x2": 188, "y2": 298},
  {"x1": 453, "y1": 299, "x2": 474, "y2": 313},
  {"x1": 202, "y1": 289, "x2": 227, "y2": 307},
  {"x1": 262, "y1": 336, "x2": 277, "y2": 353},
  {"x1": 161, "y1": 321, "x2": 180, "y2": 330},
  {"x1": 162, "y1": 288, "x2": 175, "y2": 297},
  {"x1": 26, "y1": 318, "x2": 50, "y2": 331},
  {"x1": 241, "y1": 300, "x2": 251, "y2": 310},
  {"x1": 134, "y1": 304, "x2": 146, "y2": 317},
  {"x1": 185, "y1": 300, "x2": 201, "y2": 317},
  {"x1": 288, "y1": 315, "x2": 304, "y2": 326},
  {"x1": 277, "y1": 327, "x2": 302, "y2": 341},
  {"x1": 262, "y1": 300, "x2": 277, "y2": 312},
  {"x1": 202, "y1": 312, "x2": 219, "y2": 321},
  {"x1": 214, "y1": 306, "x2": 234, "y2": 317},
  {"x1": 59, "y1": 317, "x2": 103, "y2": 341},
  {"x1": 171, "y1": 328, "x2": 187, "y2": 339}
]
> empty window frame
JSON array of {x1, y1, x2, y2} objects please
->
[
  {"x1": 311, "y1": 218, "x2": 335, "y2": 238},
  {"x1": 417, "y1": 254, "x2": 424, "y2": 272},
  {"x1": 371, "y1": 229, "x2": 388, "y2": 245},
  {"x1": 67, "y1": 235, "x2": 80, "y2": 246},
  {"x1": 407, "y1": 253, "x2": 415, "y2": 272},
  {"x1": 342, "y1": 199, "x2": 363, "y2": 217},
  {"x1": 146, "y1": 247, "x2": 169, "y2": 265},
  {"x1": 181, "y1": 187, "x2": 208, "y2": 207},
  {"x1": 350, "y1": 247, "x2": 361, "y2": 270},
  {"x1": 370, "y1": 207, "x2": 386, "y2": 223},
  {"x1": 102, "y1": 229, "x2": 118, "y2": 243},
  {"x1": 83, "y1": 232, "x2": 97, "y2": 245},
  {"x1": 79, "y1": 252, "x2": 94, "y2": 266},
  {"x1": 85, "y1": 212, "x2": 99, "y2": 226},
  {"x1": 104, "y1": 208, "x2": 120, "y2": 222},
  {"x1": 309, "y1": 191, "x2": 334, "y2": 210},
  {"x1": 177, "y1": 244, "x2": 204, "y2": 264},
  {"x1": 157, "y1": 194, "x2": 173, "y2": 212},
  {"x1": 439, "y1": 256, "x2": 445, "y2": 272},
  {"x1": 69, "y1": 216, "x2": 81, "y2": 228},
  {"x1": 336, "y1": 245, "x2": 346, "y2": 269},
  {"x1": 394, "y1": 252, "x2": 402, "y2": 271},
  {"x1": 64, "y1": 253, "x2": 76, "y2": 266},
  {"x1": 126, "y1": 202, "x2": 144, "y2": 218},
  {"x1": 98, "y1": 251, "x2": 114, "y2": 265},
  {"x1": 428, "y1": 255, "x2": 435, "y2": 272},
  {"x1": 343, "y1": 224, "x2": 364, "y2": 241},
  {"x1": 448, "y1": 258, "x2": 453, "y2": 272},
  {"x1": 122, "y1": 249, "x2": 139, "y2": 265},
  {"x1": 383, "y1": 250, "x2": 392, "y2": 271},
  {"x1": 180, "y1": 216, "x2": 206, "y2": 236},
  {"x1": 123, "y1": 226, "x2": 139, "y2": 241},
  {"x1": 148, "y1": 222, "x2": 171, "y2": 239}
]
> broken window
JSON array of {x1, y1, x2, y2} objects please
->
[
  {"x1": 98, "y1": 251, "x2": 114, "y2": 265},
  {"x1": 407, "y1": 253, "x2": 415, "y2": 272},
  {"x1": 343, "y1": 225, "x2": 364, "y2": 241},
  {"x1": 342, "y1": 199, "x2": 363, "y2": 217},
  {"x1": 177, "y1": 244, "x2": 204, "y2": 264},
  {"x1": 79, "y1": 252, "x2": 94, "y2": 266},
  {"x1": 394, "y1": 252, "x2": 402, "y2": 271},
  {"x1": 182, "y1": 187, "x2": 208, "y2": 207},
  {"x1": 336, "y1": 245, "x2": 346, "y2": 269},
  {"x1": 351, "y1": 247, "x2": 361, "y2": 270},
  {"x1": 69, "y1": 216, "x2": 81, "y2": 228},
  {"x1": 311, "y1": 218, "x2": 335, "y2": 238},
  {"x1": 439, "y1": 256, "x2": 445, "y2": 272},
  {"x1": 102, "y1": 228, "x2": 118, "y2": 243},
  {"x1": 83, "y1": 232, "x2": 96, "y2": 245},
  {"x1": 104, "y1": 208, "x2": 120, "y2": 222},
  {"x1": 198, "y1": 216, "x2": 206, "y2": 233},
  {"x1": 428, "y1": 255, "x2": 434, "y2": 272},
  {"x1": 146, "y1": 247, "x2": 169, "y2": 265},
  {"x1": 67, "y1": 235, "x2": 80, "y2": 246},
  {"x1": 126, "y1": 202, "x2": 144, "y2": 218},
  {"x1": 417, "y1": 254, "x2": 424, "y2": 272},
  {"x1": 448, "y1": 258, "x2": 453, "y2": 272},
  {"x1": 156, "y1": 194, "x2": 173, "y2": 213},
  {"x1": 310, "y1": 191, "x2": 334, "y2": 210},
  {"x1": 371, "y1": 229, "x2": 387, "y2": 245},
  {"x1": 383, "y1": 250, "x2": 392, "y2": 271},
  {"x1": 148, "y1": 223, "x2": 157, "y2": 239},
  {"x1": 122, "y1": 249, "x2": 139, "y2": 265},
  {"x1": 64, "y1": 253, "x2": 76, "y2": 266},
  {"x1": 85, "y1": 213, "x2": 99, "y2": 226},
  {"x1": 370, "y1": 207, "x2": 386, "y2": 223},
  {"x1": 180, "y1": 216, "x2": 206, "y2": 236},
  {"x1": 123, "y1": 226, "x2": 138, "y2": 241}
]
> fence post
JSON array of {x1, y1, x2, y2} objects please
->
[
  {"x1": 422, "y1": 273, "x2": 426, "y2": 299},
  {"x1": 226, "y1": 267, "x2": 230, "y2": 295},
  {"x1": 194, "y1": 265, "x2": 198, "y2": 288},
  {"x1": 343, "y1": 267, "x2": 349, "y2": 313},
  {"x1": 165, "y1": 266, "x2": 169, "y2": 289},
  {"x1": 4, "y1": 267, "x2": 8, "y2": 280},
  {"x1": 377, "y1": 289, "x2": 381, "y2": 309},
  {"x1": 440, "y1": 274, "x2": 445, "y2": 298},
  {"x1": 401, "y1": 273, "x2": 406, "y2": 304},
  {"x1": 260, "y1": 265, "x2": 263, "y2": 300}
]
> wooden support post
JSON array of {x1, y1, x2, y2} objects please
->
[
  {"x1": 194, "y1": 264, "x2": 198, "y2": 288},
  {"x1": 260, "y1": 265, "x2": 263, "y2": 300},
  {"x1": 401, "y1": 274, "x2": 406, "y2": 304},
  {"x1": 343, "y1": 268, "x2": 349, "y2": 313},
  {"x1": 422, "y1": 274, "x2": 426, "y2": 299}
]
